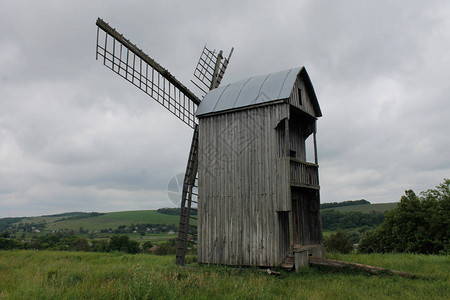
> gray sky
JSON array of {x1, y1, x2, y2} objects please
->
[{"x1": 1, "y1": 0, "x2": 449, "y2": 218}]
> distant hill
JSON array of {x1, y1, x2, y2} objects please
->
[
  {"x1": 1, "y1": 210, "x2": 181, "y2": 234},
  {"x1": 322, "y1": 203, "x2": 397, "y2": 213},
  {"x1": 321, "y1": 199, "x2": 370, "y2": 209},
  {"x1": 320, "y1": 202, "x2": 397, "y2": 231},
  {"x1": 48, "y1": 210, "x2": 181, "y2": 231}
]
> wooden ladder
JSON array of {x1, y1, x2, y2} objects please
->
[{"x1": 176, "y1": 125, "x2": 199, "y2": 266}]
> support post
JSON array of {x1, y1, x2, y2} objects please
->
[
  {"x1": 294, "y1": 249, "x2": 309, "y2": 271},
  {"x1": 313, "y1": 120, "x2": 318, "y2": 165}
]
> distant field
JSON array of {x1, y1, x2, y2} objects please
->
[
  {"x1": 0, "y1": 250, "x2": 447, "y2": 299},
  {"x1": 4, "y1": 204, "x2": 394, "y2": 235},
  {"x1": 322, "y1": 203, "x2": 397, "y2": 213},
  {"x1": 48, "y1": 210, "x2": 180, "y2": 231},
  {"x1": 128, "y1": 233, "x2": 178, "y2": 242},
  {"x1": 16, "y1": 210, "x2": 181, "y2": 232}
]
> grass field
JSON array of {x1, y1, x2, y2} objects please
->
[
  {"x1": 0, "y1": 250, "x2": 448, "y2": 299},
  {"x1": 322, "y1": 203, "x2": 397, "y2": 213}
]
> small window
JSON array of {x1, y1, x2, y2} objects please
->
[
  {"x1": 297, "y1": 88, "x2": 303, "y2": 106},
  {"x1": 290, "y1": 150, "x2": 296, "y2": 158}
]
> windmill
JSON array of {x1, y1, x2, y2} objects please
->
[
  {"x1": 96, "y1": 18, "x2": 324, "y2": 269},
  {"x1": 95, "y1": 18, "x2": 233, "y2": 265}
]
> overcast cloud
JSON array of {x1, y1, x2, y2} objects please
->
[{"x1": 1, "y1": 0, "x2": 449, "y2": 217}]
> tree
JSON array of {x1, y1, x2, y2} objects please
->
[
  {"x1": 0, "y1": 237, "x2": 22, "y2": 250},
  {"x1": 107, "y1": 235, "x2": 140, "y2": 254},
  {"x1": 324, "y1": 229, "x2": 353, "y2": 254},
  {"x1": 72, "y1": 238, "x2": 90, "y2": 251},
  {"x1": 154, "y1": 240, "x2": 176, "y2": 255},
  {"x1": 359, "y1": 179, "x2": 449, "y2": 254}
]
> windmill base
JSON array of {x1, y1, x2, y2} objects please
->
[{"x1": 281, "y1": 244, "x2": 324, "y2": 270}]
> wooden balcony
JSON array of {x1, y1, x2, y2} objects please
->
[{"x1": 290, "y1": 158, "x2": 319, "y2": 189}]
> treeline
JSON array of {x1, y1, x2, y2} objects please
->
[
  {"x1": 0, "y1": 232, "x2": 101, "y2": 252},
  {"x1": 54, "y1": 212, "x2": 105, "y2": 222},
  {"x1": 159, "y1": 202, "x2": 373, "y2": 216},
  {"x1": 157, "y1": 208, "x2": 197, "y2": 215},
  {"x1": 321, "y1": 210, "x2": 385, "y2": 231},
  {"x1": 0, "y1": 233, "x2": 177, "y2": 255},
  {"x1": 2, "y1": 222, "x2": 180, "y2": 237},
  {"x1": 321, "y1": 199, "x2": 370, "y2": 210},
  {"x1": 99, "y1": 223, "x2": 179, "y2": 235}
]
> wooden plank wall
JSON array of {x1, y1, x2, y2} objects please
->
[
  {"x1": 289, "y1": 77, "x2": 317, "y2": 117},
  {"x1": 291, "y1": 188, "x2": 322, "y2": 246},
  {"x1": 197, "y1": 103, "x2": 290, "y2": 266}
]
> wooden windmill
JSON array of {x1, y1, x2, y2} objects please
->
[{"x1": 95, "y1": 18, "x2": 324, "y2": 269}]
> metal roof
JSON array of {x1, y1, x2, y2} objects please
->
[{"x1": 196, "y1": 67, "x2": 302, "y2": 116}]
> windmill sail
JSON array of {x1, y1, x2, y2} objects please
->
[
  {"x1": 96, "y1": 18, "x2": 200, "y2": 128},
  {"x1": 191, "y1": 45, "x2": 234, "y2": 96}
]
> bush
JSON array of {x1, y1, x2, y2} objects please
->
[
  {"x1": 107, "y1": 235, "x2": 140, "y2": 254},
  {"x1": 154, "y1": 241, "x2": 176, "y2": 255},
  {"x1": 324, "y1": 229, "x2": 353, "y2": 254},
  {"x1": 142, "y1": 241, "x2": 154, "y2": 253},
  {"x1": 72, "y1": 238, "x2": 90, "y2": 251},
  {"x1": 0, "y1": 237, "x2": 23, "y2": 250},
  {"x1": 91, "y1": 240, "x2": 108, "y2": 252}
]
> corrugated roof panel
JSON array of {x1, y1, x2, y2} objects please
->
[
  {"x1": 194, "y1": 85, "x2": 225, "y2": 116},
  {"x1": 211, "y1": 78, "x2": 249, "y2": 113},
  {"x1": 233, "y1": 73, "x2": 270, "y2": 109},
  {"x1": 196, "y1": 67, "x2": 302, "y2": 116},
  {"x1": 257, "y1": 68, "x2": 299, "y2": 104},
  {"x1": 279, "y1": 68, "x2": 301, "y2": 99}
]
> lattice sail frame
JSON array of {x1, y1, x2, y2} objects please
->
[
  {"x1": 191, "y1": 45, "x2": 234, "y2": 96},
  {"x1": 96, "y1": 18, "x2": 200, "y2": 128}
]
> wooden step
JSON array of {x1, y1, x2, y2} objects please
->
[
  {"x1": 281, "y1": 253, "x2": 295, "y2": 269},
  {"x1": 281, "y1": 263, "x2": 294, "y2": 269}
]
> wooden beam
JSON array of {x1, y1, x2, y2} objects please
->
[
  {"x1": 308, "y1": 257, "x2": 417, "y2": 278},
  {"x1": 313, "y1": 120, "x2": 318, "y2": 165},
  {"x1": 96, "y1": 18, "x2": 201, "y2": 106}
]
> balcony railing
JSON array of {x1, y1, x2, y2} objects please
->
[{"x1": 290, "y1": 159, "x2": 319, "y2": 189}]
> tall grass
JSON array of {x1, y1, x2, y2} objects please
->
[{"x1": 0, "y1": 250, "x2": 448, "y2": 299}]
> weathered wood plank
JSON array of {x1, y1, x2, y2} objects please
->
[{"x1": 308, "y1": 257, "x2": 417, "y2": 278}]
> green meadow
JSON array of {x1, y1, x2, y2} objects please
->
[
  {"x1": 9, "y1": 210, "x2": 188, "y2": 232},
  {"x1": 0, "y1": 250, "x2": 448, "y2": 299},
  {"x1": 45, "y1": 210, "x2": 181, "y2": 231}
]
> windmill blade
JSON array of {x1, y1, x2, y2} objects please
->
[
  {"x1": 191, "y1": 45, "x2": 234, "y2": 96},
  {"x1": 96, "y1": 18, "x2": 200, "y2": 128}
]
